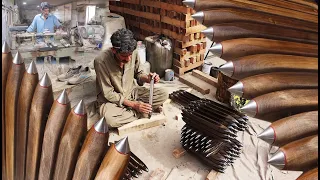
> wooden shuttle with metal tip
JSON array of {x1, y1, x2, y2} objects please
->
[
  {"x1": 53, "y1": 100, "x2": 87, "y2": 180},
  {"x1": 2, "y1": 41, "x2": 13, "y2": 180},
  {"x1": 268, "y1": 135, "x2": 318, "y2": 171},
  {"x1": 208, "y1": 38, "x2": 318, "y2": 60},
  {"x1": 219, "y1": 54, "x2": 318, "y2": 80},
  {"x1": 240, "y1": 89, "x2": 318, "y2": 121},
  {"x1": 38, "y1": 89, "x2": 71, "y2": 180},
  {"x1": 15, "y1": 61, "x2": 39, "y2": 180},
  {"x1": 5, "y1": 51, "x2": 25, "y2": 180},
  {"x1": 258, "y1": 111, "x2": 318, "y2": 146},
  {"x1": 72, "y1": 117, "x2": 109, "y2": 180},
  {"x1": 201, "y1": 24, "x2": 318, "y2": 44},
  {"x1": 25, "y1": 73, "x2": 54, "y2": 180},
  {"x1": 95, "y1": 137, "x2": 131, "y2": 180},
  {"x1": 191, "y1": 9, "x2": 318, "y2": 33},
  {"x1": 228, "y1": 72, "x2": 318, "y2": 99}
]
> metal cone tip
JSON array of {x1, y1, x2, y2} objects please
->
[
  {"x1": 219, "y1": 61, "x2": 234, "y2": 77},
  {"x1": 115, "y1": 136, "x2": 130, "y2": 154},
  {"x1": 257, "y1": 126, "x2": 275, "y2": 144},
  {"x1": 94, "y1": 117, "x2": 109, "y2": 133},
  {"x1": 57, "y1": 89, "x2": 70, "y2": 105},
  {"x1": 27, "y1": 61, "x2": 38, "y2": 74},
  {"x1": 201, "y1": 27, "x2": 214, "y2": 40},
  {"x1": 13, "y1": 51, "x2": 24, "y2": 64},
  {"x1": 240, "y1": 100, "x2": 257, "y2": 117},
  {"x1": 2, "y1": 41, "x2": 10, "y2": 53},
  {"x1": 73, "y1": 100, "x2": 86, "y2": 115},
  {"x1": 267, "y1": 150, "x2": 286, "y2": 170},
  {"x1": 39, "y1": 73, "x2": 52, "y2": 87},
  {"x1": 228, "y1": 81, "x2": 244, "y2": 97},
  {"x1": 209, "y1": 43, "x2": 223, "y2": 58},
  {"x1": 182, "y1": 0, "x2": 195, "y2": 8},
  {"x1": 191, "y1": 11, "x2": 204, "y2": 23}
]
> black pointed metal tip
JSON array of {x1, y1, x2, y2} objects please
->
[
  {"x1": 240, "y1": 100, "x2": 257, "y2": 117},
  {"x1": 26, "y1": 61, "x2": 38, "y2": 74},
  {"x1": 257, "y1": 126, "x2": 275, "y2": 145},
  {"x1": 13, "y1": 51, "x2": 24, "y2": 64},
  {"x1": 2, "y1": 41, "x2": 10, "y2": 53},
  {"x1": 228, "y1": 81, "x2": 244, "y2": 97},
  {"x1": 73, "y1": 100, "x2": 87, "y2": 115},
  {"x1": 182, "y1": 0, "x2": 195, "y2": 8},
  {"x1": 191, "y1": 11, "x2": 204, "y2": 23},
  {"x1": 57, "y1": 89, "x2": 70, "y2": 105},
  {"x1": 39, "y1": 73, "x2": 52, "y2": 87},
  {"x1": 219, "y1": 61, "x2": 234, "y2": 77},
  {"x1": 209, "y1": 43, "x2": 223, "y2": 58},
  {"x1": 201, "y1": 27, "x2": 214, "y2": 40},
  {"x1": 94, "y1": 117, "x2": 109, "y2": 133},
  {"x1": 115, "y1": 136, "x2": 130, "y2": 154}
]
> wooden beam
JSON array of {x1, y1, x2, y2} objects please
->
[
  {"x1": 206, "y1": 170, "x2": 220, "y2": 180},
  {"x1": 192, "y1": 70, "x2": 218, "y2": 87},
  {"x1": 179, "y1": 73, "x2": 211, "y2": 94},
  {"x1": 117, "y1": 114, "x2": 166, "y2": 136}
]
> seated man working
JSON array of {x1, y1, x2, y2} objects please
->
[{"x1": 93, "y1": 28, "x2": 168, "y2": 128}]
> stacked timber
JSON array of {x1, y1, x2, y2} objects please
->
[
  {"x1": 170, "y1": 90, "x2": 248, "y2": 172},
  {"x1": 183, "y1": 0, "x2": 318, "y2": 178},
  {"x1": 109, "y1": 0, "x2": 207, "y2": 75},
  {"x1": 1, "y1": 41, "x2": 149, "y2": 180}
]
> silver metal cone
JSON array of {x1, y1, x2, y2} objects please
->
[
  {"x1": 191, "y1": 12, "x2": 204, "y2": 23},
  {"x1": 39, "y1": 73, "x2": 52, "y2": 87},
  {"x1": 94, "y1": 117, "x2": 109, "y2": 133},
  {"x1": 56, "y1": 89, "x2": 70, "y2": 105},
  {"x1": 13, "y1": 51, "x2": 24, "y2": 64},
  {"x1": 73, "y1": 100, "x2": 86, "y2": 115},
  {"x1": 268, "y1": 150, "x2": 286, "y2": 170},
  {"x1": 240, "y1": 100, "x2": 257, "y2": 117},
  {"x1": 219, "y1": 61, "x2": 234, "y2": 77},
  {"x1": 258, "y1": 126, "x2": 275, "y2": 144},
  {"x1": 201, "y1": 27, "x2": 214, "y2": 40},
  {"x1": 27, "y1": 61, "x2": 38, "y2": 74},
  {"x1": 209, "y1": 43, "x2": 223, "y2": 58},
  {"x1": 182, "y1": 0, "x2": 195, "y2": 8},
  {"x1": 2, "y1": 41, "x2": 10, "y2": 53},
  {"x1": 115, "y1": 136, "x2": 130, "y2": 154},
  {"x1": 228, "y1": 81, "x2": 244, "y2": 97}
]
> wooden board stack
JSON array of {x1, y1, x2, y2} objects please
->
[{"x1": 109, "y1": 0, "x2": 207, "y2": 76}]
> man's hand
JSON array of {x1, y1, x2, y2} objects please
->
[
  {"x1": 133, "y1": 101, "x2": 152, "y2": 114},
  {"x1": 148, "y1": 73, "x2": 160, "y2": 84}
]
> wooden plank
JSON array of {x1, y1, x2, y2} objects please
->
[
  {"x1": 179, "y1": 73, "x2": 210, "y2": 94},
  {"x1": 122, "y1": 0, "x2": 140, "y2": 4},
  {"x1": 206, "y1": 170, "x2": 220, "y2": 180},
  {"x1": 140, "y1": 11, "x2": 161, "y2": 21},
  {"x1": 117, "y1": 114, "x2": 166, "y2": 136},
  {"x1": 175, "y1": 49, "x2": 206, "y2": 62},
  {"x1": 123, "y1": 7, "x2": 140, "y2": 16},
  {"x1": 140, "y1": 23, "x2": 161, "y2": 34},
  {"x1": 109, "y1": 5, "x2": 124, "y2": 13},
  {"x1": 160, "y1": 2, "x2": 192, "y2": 14},
  {"x1": 174, "y1": 47, "x2": 187, "y2": 55},
  {"x1": 192, "y1": 70, "x2": 218, "y2": 87},
  {"x1": 185, "y1": 24, "x2": 207, "y2": 35},
  {"x1": 161, "y1": 16, "x2": 186, "y2": 28},
  {"x1": 173, "y1": 60, "x2": 203, "y2": 75},
  {"x1": 172, "y1": 147, "x2": 186, "y2": 158}
]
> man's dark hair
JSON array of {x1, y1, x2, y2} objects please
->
[
  {"x1": 111, "y1": 28, "x2": 137, "y2": 53},
  {"x1": 40, "y1": 2, "x2": 50, "y2": 10}
]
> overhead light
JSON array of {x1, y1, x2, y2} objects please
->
[
  {"x1": 23, "y1": 2, "x2": 26, "y2": 5},
  {"x1": 37, "y1": 5, "x2": 39, "y2": 7}
]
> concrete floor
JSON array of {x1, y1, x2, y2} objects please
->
[{"x1": 25, "y1": 52, "x2": 302, "y2": 179}]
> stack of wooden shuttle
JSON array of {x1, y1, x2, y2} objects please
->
[
  {"x1": 183, "y1": 0, "x2": 318, "y2": 178},
  {"x1": 1, "y1": 42, "x2": 148, "y2": 180}
]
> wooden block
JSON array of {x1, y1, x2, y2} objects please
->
[
  {"x1": 174, "y1": 47, "x2": 187, "y2": 55},
  {"x1": 173, "y1": 59, "x2": 184, "y2": 68},
  {"x1": 179, "y1": 73, "x2": 210, "y2": 94},
  {"x1": 200, "y1": 54, "x2": 205, "y2": 61},
  {"x1": 117, "y1": 114, "x2": 166, "y2": 136},
  {"x1": 206, "y1": 170, "x2": 220, "y2": 180},
  {"x1": 184, "y1": 59, "x2": 190, "y2": 67},
  {"x1": 149, "y1": 168, "x2": 166, "y2": 180},
  {"x1": 190, "y1": 57, "x2": 195, "y2": 64},
  {"x1": 172, "y1": 147, "x2": 186, "y2": 158},
  {"x1": 195, "y1": 32, "x2": 201, "y2": 39},
  {"x1": 173, "y1": 59, "x2": 204, "y2": 76},
  {"x1": 192, "y1": 70, "x2": 218, "y2": 87},
  {"x1": 196, "y1": 54, "x2": 201, "y2": 62}
]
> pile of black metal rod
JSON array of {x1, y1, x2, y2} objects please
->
[
  {"x1": 170, "y1": 90, "x2": 248, "y2": 172},
  {"x1": 122, "y1": 152, "x2": 149, "y2": 180}
]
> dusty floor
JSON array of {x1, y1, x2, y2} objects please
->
[{"x1": 23, "y1": 52, "x2": 302, "y2": 180}]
